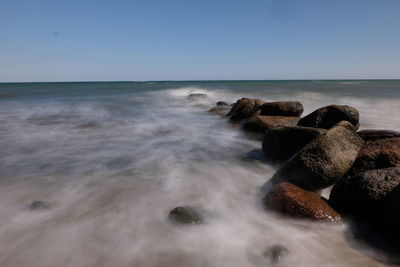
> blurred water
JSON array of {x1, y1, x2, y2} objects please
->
[{"x1": 0, "y1": 80, "x2": 399, "y2": 266}]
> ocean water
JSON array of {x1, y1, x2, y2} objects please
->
[{"x1": 0, "y1": 80, "x2": 399, "y2": 267}]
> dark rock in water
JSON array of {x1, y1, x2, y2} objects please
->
[
  {"x1": 187, "y1": 93, "x2": 208, "y2": 100},
  {"x1": 349, "y1": 137, "x2": 400, "y2": 176},
  {"x1": 260, "y1": 101, "x2": 304, "y2": 117},
  {"x1": 269, "y1": 121, "x2": 364, "y2": 191},
  {"x1": 264, "y1": 182, "x2": 341, "y2": 222},
  {"x1": 168, "y1": 206, "x2": 203, "y2": 225},
  {"x1": 379, "y1": 184, "x2": 400, "y2": 239},
  {"x1": 208, "y1": 105, "x2": 230, "y2": 116},
  {"x1": 298, "y1": 105, "x2": 359, "y2": 129},
  {"x1": 263, "y1": 244, "x2": 289, "y2": 265},
  {"x1": 358, "y1": 129, "x2": 400, "y2": 141},
  {"x1": 29, "y1": 201, "x2": 50, "y2": 210},
  {"x1": 226, "y1": 98, "x2": 265, "y2": 122},
  {"x1": 216, "y1": 101, "x2": 228, "y2": 106},
  {"x1": 329, "y1": 167, "x2": 400, "y2": 215},
  {"x1": 242, "y1": 115, "x2": 299, "y2": 133},
  {"x1": 262, "y1": 126, "x2": 326, "y2": 162}
]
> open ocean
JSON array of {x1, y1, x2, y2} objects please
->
[{"x1": 0, "y1": 80, "x2": 399, "y2": 267}]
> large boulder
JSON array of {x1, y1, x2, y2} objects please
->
[
  {"x1": 269, "y1": 121, "x2": 364, "y2": 191},
  {"x1": 264, "y1": 182, "x2": 341, "y2": 222},
  {"x1": 262, "y1": 126, "x2": 326, "y2": 162},
  {"x1": 298, "y1": 105, "x2": 359, "y2": 129},
  {"x1": 226, "y1": 98, "x2": 265, "y2": 122},
  {"x1": 358, "y1": 129, "x2": 400, "y2": 141},
  {"x1": 243, "y1": 115, "x2": 299, "y2": 133},
  {"x1": 329, "y1": 167, "x2": 400, "y2": 215},
  {"x1": 349, "y1": 137, "x2": 400, "y2": 176},
  {"x1": 379, "y1": 184, "x2": 400, "y2": 239},
  {"x1": 260, "y1": 101, "x2": 304, "y2": 117},
  {"x1": 168, "y1": 206, "x2": 203, "y2": 225}
]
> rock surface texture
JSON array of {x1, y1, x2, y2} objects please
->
[
  {"x1": 243, "y1": 115, "x2": 299, "y2": 133},
  {"x1": 298, "y1": 105, "x2": 359, "y2": 129},
  {"x1": 168, "y1": 206, "x2": 203, "y2": 225},
  {"x1": 226, "y1": 98, "x2": 265, "y2": 122},
  {"x1": 260, "y1": 101, "x2": 304, "y2": 117}
]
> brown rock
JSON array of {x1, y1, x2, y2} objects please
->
[
  {"x1": 264, "y1": 182, "x2": 341, "y2": 222},
  {"x1": 298, "y1": 105, "x2": 359, "y2": 129},
  {"x1": 226, "y1": 98, "x2": 265, "y2": 122},
  {"x1": 242, "y1": 115, "x2": 299, "y2": 133},
  {"x1": 358, "y1": 129, "x2": 400, "y2": 141},
  {"x1": 349, "y1": 137, "x2": 400, "y2": 176},
  {"x1": 260, "y1": 101, "x2": 304, "y2": 116}
]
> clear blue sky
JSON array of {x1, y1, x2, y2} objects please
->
[{"x1": 1, "y1": 0, "x2": 400, "y2": 82}]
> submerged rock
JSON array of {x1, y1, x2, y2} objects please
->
[
  {"x1": 242, "y1": 115, "x2": 299, "y2": 133},
  {"x1": 226, "y1": 98, "x2": 265, "y2": 122},
  {"x1": 260, "y1": 101, "x2": 303, "y2": 117},
  {"x1": 298, "y1": 105, "x2": 359, "y2": 129},
  {"x1": 358, "y1": 129, "x2": 400, "y2": 141},
  {"x1": 329, "y1": 167, "x2": 400, "y2": 215},
  {"x1": 216, "y1": 101, "x2": 228, "y2": 106},
  {"x1": 349, "y1": 137, "x2": 400, "y2": 176},
  {"x1": 168, "y1": 206, "x2": 203, "y2": 225},
  {"x1": 269, "y1": 121, "x2": 364, "y2": 191},
  {"x1": 262, "y1": 126, "x2": 326, "y2": 162},
  {"x1": 187, "y1": 93, "x2": 208, "y2": 100},
  {"x1": 263, "y1": 244, "x2": 289, "y2": 265},
  {"x1": 29, "y1": 201, "x2": 50, "y2": 210},
  {"x1": 264, "y1": 182, "x2": 341, "y2": 222}
]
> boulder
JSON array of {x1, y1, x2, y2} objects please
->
[
  {"x1": 260, "y1": 101, "x2": 303, "y2": 116},
  {"x1": 216, "y1": 101, "x2": 228, "y2": 106},
  {"x1": 379, "y1": 184, "x2": 400, "y2": 239},
  {"x1": 168, "y1": 206, "x2": 203, "y2": 225},
  {"x1": 226, "y1": 98, "x2": 265, "y2": 122},
  {"x1": 262, "y1": 126, "x2": 326, "y2": 162},
  {"x1": 358, "y1": 129, "x2": 400, "y2": 141},
  {"x1": 187, "y1": 93, "x2": 208, "y2": 100},
  {"x1": 269, "y1": 121, "x2": 364, "y2": 191},
  {"x1": 298, "y1": 105, "x2": 359, "y2": 129},
  {"x1": 264, "y1": 182, "x2": 341, "y2": 222},
  {"x1": 208, "y1": 105, "x2": 230, "y2": 116},
  {"x1": 329, "y1": 167, "x2": 400, "y2": 215},
  {"x1": 29, "y1": 201, "x2": 50, "y2": 210},
  {"x1": 263, "y1": 245, "x2": 289, "y2": 265},
  {"x1": 242, "y1": 115, "x2": 299, "y2": 133},
  {"x1": 349, "y1": 137, "x2": 400, "y2": 176}
]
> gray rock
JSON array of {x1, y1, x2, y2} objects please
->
[
  {"x1": 216, "y1": 101, "x2": 228, "y2": 106},
  {"x1": 187, "y1": 93, "x2": 208, "y2": 100},
  {"x1": 298, "y1": 105, "x2": 359, "y2": 129},
  {"x1": 263, "y1": 245, "x2": 289, "y2": 265},
  {"x1": 268, "y1": 121, "x2": 364, "y2": 191},
  {"x1": 329, "y1": 167, "x2": 400, "y2": 215},
  {"x1": 260, "y1": 101, "x2": 303, "y2": 116},
  {"x1": 168, "y1": 206, "x2": 203, "y2": 225},
  {"x1": 226, "y1": 98, "x2": 265, "y2": 122},
  {"x1": 29, "y1": 201, "x2": 50, "y2": 210},
  {"x1": 242, "y1": 115, "x2": 299, "y2": 133}
]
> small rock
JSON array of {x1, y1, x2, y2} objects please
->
[
  {"x1": 187, "y1": 93, "x2": 208, "y2": 100},
  {"x1": 242, "y1": 115, "x2": 299, "y2": 133},
  {"x1": 226, "y1": 98, "x2": 265, "y2": 122},
  {"x1": 216, "y1": 101, "x2": 228, "y2": 106},
  {"x1": 168, "y1": 206, "x2": 203, "y2": 225},
  {"x1": 329, "y1": 167, "x2": 400, "y2": 215},
  {"x1": 260, "y1": 101, "x2": 304, "y2": 117},
  {"x1": 29, "y1": 201, "x2": 50, "y2": 210},
  {"x1": 263, "y1": 245, "x2": 289, "y2": 265},
  {"x1": 358, "y1": 129, "x2": 400, "y2": 141},
  {"x1": 264, "y1": 182, "x2": 341, "y2": 222},
  {"x1": 298, "y1": 105, "x2": 359, "y2": 129}
]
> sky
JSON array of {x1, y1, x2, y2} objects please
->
[{"x1": 1, "y1": 0, "x2": 400, "y2": 82}]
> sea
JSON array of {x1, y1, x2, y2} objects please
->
[{"x1": 0, "y1": 80, "x2": 399, "y2": 267}]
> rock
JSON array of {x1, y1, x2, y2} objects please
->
[
  {"x1": 29, "y1": 201, "x2": 50, "y2": 210},
  {"x1": 216, "y1": 101, "x2": 228, "y2": 106},
  {"x1": 208, "y1": 105, "x2": 230, "y2": 116},
  {"x1": 298, "y1": 105, "x2": 359, "y2": 129},
  {"x1": 260, "y1": 101, "x2": 303, "y2": 117},
  {"x1": 329, "y1": 167, "x2": 400, "y2": 215},
  {"x1": 358, "y1": 129, "x2": 400, "y2": 141},
  {"x1": 262, "y1": 126, "x2": 326, "y2": 162},
  {"x1": 187, "y1": 93, "x2": 208, "y2": 100},
  {"x1": 269, "y1": 121, "x2": 364, "y2": 191},
  {"x1": 242, "y1": 115, "x2": 299, "y2": 133},
  {"x1": 168, "y1": 206, "x2": 203, "y2": 225},
  {"x1": 263, "y1": 244, "x2": 289, "y2": 265},
  {"x1": 379, "y1": 184, "x2": 400, "y2": 239},
  {"x1": 349, "y1": 137, "x2": 400, "y2": 176},
  {"x1": 226, "y1": 98, "x2": 265, "y2": 122},
  {"x1": 264, "y1": 182, "x2": 341, "y2": 222}
]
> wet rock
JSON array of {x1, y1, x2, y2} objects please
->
[
  {"x1": 226, "y1": 98, "x2": 265, "y2": 122},
  {"x1": 358, "y1": 129, "x2": 400, "y2": 141},
  {"x1": 216, "y1": 101, "x2": 228, "y2": 106},
  {"x1": 260, "y1": 101, "x2": 303, "y2": 117},
  {"x1": 208, "y1": 105, "x2": 230, "y2": 116},
  {"x1": 187, "y1": 93, "x2": 208, "y2": 100},
  {"x1": 262, "y1": 126, "x2": 326, "y2": 162},
  {"x1": 379, "y1": 184, "x2": 400, "y2": 239},
  {"x1": 168, "y1": 206, "x2": 203, "y2": 225},
  {"x1": 269, "y1": 121, "x2": 364, "y2": 191},
  {"x1": 29, "y1": 201, "x2": 50, "y2": 210},
  {"x1": 263, "y1": 244, "x2": 289, "y2": 265},
  {"x1": 349, "y1": 138, "x2": 400, "y2": 176},
  {"x1": 329, "y1": 167, "x2": 400, "y2": 215},
  {"x1": 264, "y1": 182, "x2": 341, "y2": 222},
  {"x1": 298, "y1": 105, "x2": 359, "y2": 129},
  {"x1": 242, "y1": 115, "x2": 299, "y2": 133}
]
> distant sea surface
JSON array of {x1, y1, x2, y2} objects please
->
[{"x1": 0, "y1": 80, "x2": 399, "y2": 266}]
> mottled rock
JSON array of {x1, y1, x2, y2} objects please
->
[
  {"x1": 260, "y1": 101, "x2": 304, "y2": 117},
  {"x1": 226, "y1": 98, "x2": 265, "y2": 122},
  {"x1": 263, "y1": 245, "x2": 289, "y2": 265},
  {"x1": 269, "y1": 121, "x2": 364, "y2": 191},
  {"x1": 298, "y1": 105, "x2": 359, "y2": 129},
  {"x1": 29, "y1": 201, "x2": 50, "y2": 210},
  {"x1": 262, "y1": 126, "x2": 326, "y2": 162},
  {"x1": 329, "y1": 167, "x2": 400, "y2": 215},
  {"x1": 168, "y1": 206, "x2": 203, "y2": 225},
  {"x1": 349, "y1": 138, "x2": 400, "y2": 175},
  {"x1": 264, "y1": 182, "x2": 341, "y2": 222},
  {"x1": 358, "y1": 129, "x2": 400, "y2": 141},
  {"x1": 187, "y1": 93, "x2": 208, "y2": 100},
  {"x1": 243, "y1": 115, "x2": 299, "y2": 133}
]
